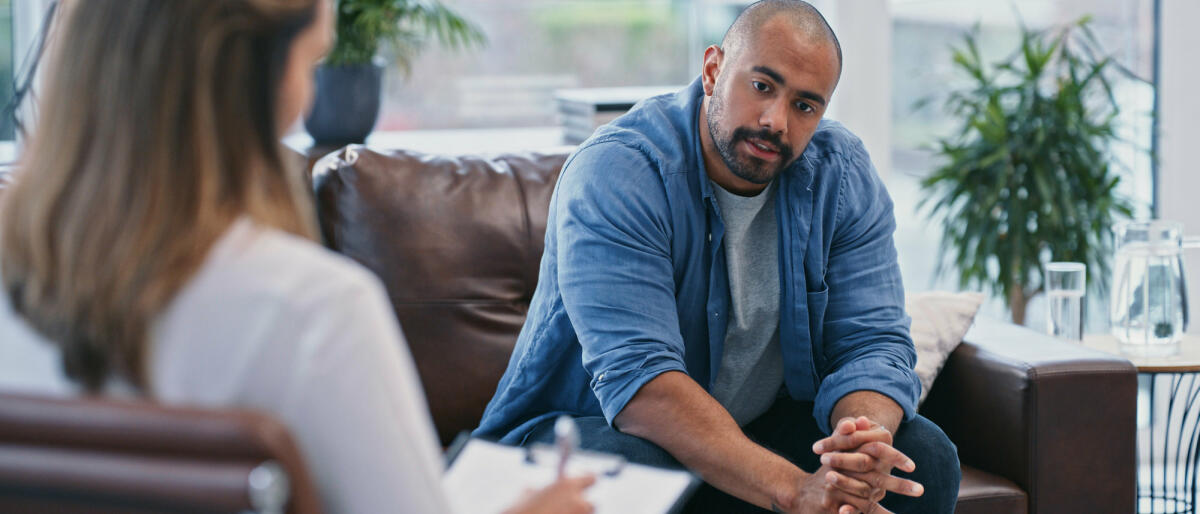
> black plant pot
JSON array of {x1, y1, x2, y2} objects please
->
[{"x1": 304, "y1": 61, "x2": 384, "y2": 146}]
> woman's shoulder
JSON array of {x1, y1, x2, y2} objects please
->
[
  {"x1": 153, "y1": 218, "x2": 398, "y2": 365},
  {"x1": 198, "y1": 218, "x2": 384, "y2": 305},
  {"x1": 150, "y1": 218, "x2": 404, "y2": 402}
]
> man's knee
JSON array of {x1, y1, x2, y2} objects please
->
[{"x1": 887, "y1": 415, "x2": 961, "y2": 513}]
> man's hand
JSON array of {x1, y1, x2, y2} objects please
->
[
  {"x1": 780, "y1": 464, "x2": 896, "y2": 514},
  {"x1": 813, "y1": 417, "x2": 896, "y2": 456},
  {"x1": 811, "y1": 417, "x2": 924, "y2": 513}
]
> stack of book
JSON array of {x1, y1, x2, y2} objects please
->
[{"x1": 555, "y1": 86, "x2": 681, "y2": 144}]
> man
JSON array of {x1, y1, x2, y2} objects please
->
[{"x1": 475, "y1": 1, "x2": 959, "y2": 512}]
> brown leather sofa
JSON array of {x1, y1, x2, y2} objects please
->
[{"x1": 312, "y1": 146, "x2": 1138, "y2": 514}]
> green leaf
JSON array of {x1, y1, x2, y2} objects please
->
[{"x1": 328, "y1": 0, "x2": 487, "y2": 68}]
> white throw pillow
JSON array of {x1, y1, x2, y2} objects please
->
[{"x1": 907, "y1": 291, "x2": 985, "y2": 405}]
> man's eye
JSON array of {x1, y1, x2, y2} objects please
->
[
  {"x1": 795, "y1": 102, "x2": 813, "y2": 113},
  {"x1": 752, "y1": 81, "x2": 770, "y2": 93}
]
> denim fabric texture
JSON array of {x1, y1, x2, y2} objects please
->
[{"x1": 474, "y1": 77, "x2": 920, "y2": 443}]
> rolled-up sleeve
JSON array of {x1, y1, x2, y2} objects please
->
[
  {"x1": 812, "y1": 140, "x2": 920, "y2": 435},
  {"x1": 554, "y1": 141, "x2": 689, "y2": 424}
]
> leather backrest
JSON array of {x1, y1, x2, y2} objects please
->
[
  {"x1": 0, "y1": 392, "x2": 322, "y2": 514},
  {"x1": 312, "y1": 146, "x2": 570, "y2": 444}
]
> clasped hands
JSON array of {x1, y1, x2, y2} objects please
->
[{"x1": 795, "y1": 416, "x2": 925, "y2": 514}]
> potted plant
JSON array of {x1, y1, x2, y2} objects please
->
[
  {"x1": 920, "y1": 17, "x2": 1140, "y2": 325},
  {"x1": 305, "y1": 0, "x2": 485, "y2": 145}
]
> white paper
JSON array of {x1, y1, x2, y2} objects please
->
[{"x1": 443, "y1": 439, "x2": 695, "y2": 514}]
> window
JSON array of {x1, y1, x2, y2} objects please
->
[
  {"x1": 890, "y1": 0, "x2": 1156, "y2": 217},
  {"x1": 377, "y1": 0, "x2": 757, "y2": 131},
  {"x1": 886, "y1": 0, "x2": 1157, "y2": 332}
]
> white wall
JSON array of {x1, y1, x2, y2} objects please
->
[
  {"x1": 1157, "y1": 0, "x2": 1200, "y2": 332},
  {"x1": 814, "y1": 0, "x2": 893, "y2": 178}
]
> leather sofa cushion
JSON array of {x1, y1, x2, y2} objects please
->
[{"x1": 955, "y1": 465, "x2": 1028, "y2": 514}]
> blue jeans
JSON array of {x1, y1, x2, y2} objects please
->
[{"x1": 524, "y1": 398, "x2": 960, "y2": 513}]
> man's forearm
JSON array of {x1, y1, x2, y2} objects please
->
[
  {"x1": 830, "y1": 390, "x2": 904, "y2": 434},
  {"x1": 614, "y1": 371, "x2": 805, "y2": 511}
]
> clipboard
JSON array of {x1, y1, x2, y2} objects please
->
[{"x1": 444, "y1": 433, "x2": 700, "y2": 514}]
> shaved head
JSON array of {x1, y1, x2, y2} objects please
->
[{"x1": 722, "y1": 0, "x2": 841, "y2": 73}]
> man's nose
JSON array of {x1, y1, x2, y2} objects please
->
[{"x1": 758, "y1": 97, "x2": 788, "y2": 136}]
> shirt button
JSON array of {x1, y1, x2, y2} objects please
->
[{"x1": 708, "y1": 233, "x2": 712, "y2": 242}]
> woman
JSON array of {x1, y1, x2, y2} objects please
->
[{"x1": 0, "y1": 1, "x2": 592, "y2": 512}]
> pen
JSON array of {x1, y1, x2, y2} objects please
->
[{"x1": 554, "y1": 415, "x2": 580, "y2": 479}]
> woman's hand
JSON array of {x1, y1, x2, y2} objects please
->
[{"x1": 504, "y1": 474, "x2": 596, "y2": 514}]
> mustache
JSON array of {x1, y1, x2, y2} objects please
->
[{"x1": 730, "y1": 127, "x2": 792, "y2": 160}]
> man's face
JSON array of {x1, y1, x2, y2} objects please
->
[{"x1": 703, "y1": 17, "x2": 840, "y2": 186}]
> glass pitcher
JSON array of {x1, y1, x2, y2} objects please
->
[{"x1": 1109, "y1": 220, "x2": 1200, "y2": 355}]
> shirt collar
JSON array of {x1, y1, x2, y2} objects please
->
[{"x1": 682, "y1": 78, "x2": 718, "y2": 202}]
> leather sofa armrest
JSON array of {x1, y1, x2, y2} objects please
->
[{"x1": 919, "y1": 317, "x2": 1137, "y2": 514}]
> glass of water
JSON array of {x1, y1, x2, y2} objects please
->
[{"x1": 1046, "y1": 262, "x2": 1086, "y2": 342}]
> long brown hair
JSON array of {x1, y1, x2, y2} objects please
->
[{"x1": 1, "y1": 0, "x2": 320, "y2": 391}]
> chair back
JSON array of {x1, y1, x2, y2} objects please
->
[{"x1": 0, "y1": 392, "x2": 322, "y2": 514}]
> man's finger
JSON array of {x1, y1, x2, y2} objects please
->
[
  {"x1": 842, "y1": 470, "x2": 925, "y2": 498},
  {"x1": 814, "y1": 427, "x2": 892, "y2": 454},
  {"x1": 859, "y1": 441, "x2": 916, "y2": 473},
  {"x1": 825, "y1": 470, "x2": 875, "y2": 499},
  {"x1": 824, "y1": 483, "x2": 895, "y2": 514},
  {"x1": 854, "y1": 416, "x2": 874, "y2": 431},
  {"x1": 820, "y1": 451, "x2": 877, "y2": 473},
  {"x1": 863, "y1": 501, "x2": 895, "y2": 514},
  {"x1": 836, "y1": 417, "x2": 858, "y2": 435}
]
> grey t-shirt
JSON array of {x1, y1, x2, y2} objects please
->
[{"x1": 708, "y1": 180, "x2": 785, "y2": 426}]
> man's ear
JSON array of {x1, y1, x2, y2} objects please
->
[{"x1": 701, "y1": 45, "x2": 724, "y2": 96}]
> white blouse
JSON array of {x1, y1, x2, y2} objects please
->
[{"x1": 0, "y1": 219, "x2": 453, "y2": 513}]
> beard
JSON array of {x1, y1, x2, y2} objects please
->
[{"x1": 706, "y1": 94, "x2": 795, "y2": 185}]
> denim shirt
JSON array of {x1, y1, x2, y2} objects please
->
[{"x1": 474, "y1": 77, "x2": 918, "y2": 443}]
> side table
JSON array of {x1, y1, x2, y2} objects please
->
[{"x1": 1084, "y1": 335, "x2": 1200, "y2": 514}]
